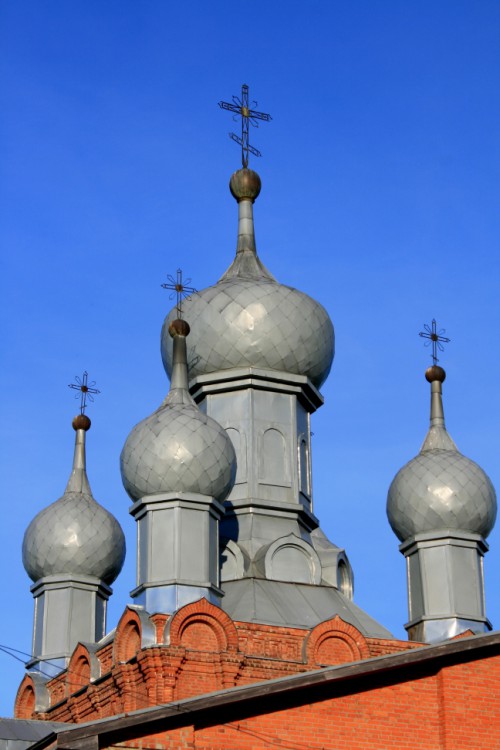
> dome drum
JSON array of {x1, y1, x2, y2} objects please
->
[
  {"x1": 401, "y1": 530, "x2": 491, "y2": 643},
  {"x1": 28, "y1": 574, "x2": 112, "y2": 675},
  {"x1": 189, "y1": 367, "x2": 325, "y2": 414}
]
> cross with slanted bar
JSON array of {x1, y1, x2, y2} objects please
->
[
  {"x1": 219, "y1": 84, "x2": 272, "y2": 168},
  {"x1": 68, "y1": 371, "x2": 100, "y2": 414},
  {"x1": 419, "y1": 319, "x2": 451, "y2": 365},
  {"x1": 161, "y1": 269, "x2": 196, "y2": 318}
]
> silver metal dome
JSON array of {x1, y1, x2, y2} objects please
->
[
  {"x1": 387, "y1": 449, "x2": 496, "y2": 542},
  {"x1": 387, "y1": 371, "x2": 497, "y2": 542},
  {"x1": 162, "y1": 280, "x2": 334, "y2": 389},
  {"x1": 120, "y1": 401, "x2": 237, "y2": 502},
  {"x1": 121, "y1": 323, "x2": 236, "y2": 503},
  {"x1": 161, "y1": 169, "x2": 334, "y2": 389},
  {"x1": 23, "y1": 426, "x2": 126, "y2": 584}
]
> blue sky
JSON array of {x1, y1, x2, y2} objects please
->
[{"x1": 1, "y1": 0, "x2": 499, "y2": 716}]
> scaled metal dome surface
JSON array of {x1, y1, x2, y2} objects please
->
[
  {"x1": 161, "y1": 280, "x2": 334, "y2": 389},
  {"x1": 120, "y1": 400, "x2": 237, "y2": 503},
  {"x1": 387, "y1": 358, "x2": 497, "y2": 543},
  {"x1": 161, "y1": 166, "x2": 334, "y2": 389},
  {"x1": 387, "y1": 449, "x2": 497, "y2": 542},
  {"x1": 23, "y1": 491, "x2": 126, "y2": 584}
]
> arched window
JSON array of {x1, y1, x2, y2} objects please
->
[
  {"x1": 338, "y1": 559, "x2": 353, "y2": 599},
  {"x1": 298, "y1": 435, "x2": 310, "y2": 496},
  {"x1": 260, "y1": 428, "x2": 289, "y2": 485}
]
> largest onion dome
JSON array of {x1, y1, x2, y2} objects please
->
[
  {"x1": 161, "y1": 168, "x2": 334, "y2": 390},
  {"x1": 23, "y1": 414, "x2": 126, "y2": 584},
  {"x1": 387, "y1": 365, "x2": 497, "y2": 542},
  {"x1": 121, "y1": 319, "x2": 236, "y2": 502}
]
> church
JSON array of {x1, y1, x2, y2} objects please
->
[{"x1": 6, "y1": 89, "x2": 500, "y2": 750}]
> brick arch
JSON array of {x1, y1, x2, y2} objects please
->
[
  {"x1": 114, "y1": 606, "x2": 156, "y2": 664},
  {"x1": 67, "y1": 644, "x2": 93, "y2": 694},
  {"x1": 304, "y1": 616, "x2": 370, "y2": 667},
  {"x1": 14, "y1": 676, "x2": 35, "y2": 719},
  {"x1": 15, "y1": 672, "x2": 50, "y2": 717},
  {"x1": 165, "y1": 598, "x2": 239, "y2": 654},
  {"x1": 116, "y1": 618, "x2": 141, "y2": 662}
]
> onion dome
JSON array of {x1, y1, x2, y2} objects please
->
[
  {"x1": 161, "y1": 168, "x2": 334, "y2": 389},
  {"x1": 121, "y1": 319, "x2": 236, "y2": 502},
  {"x1": 23, "y1": 415, "x2": 126, "y2": 584},
  {"x1": 387, "y1": 365, "x2": 497, "y2": 542}
]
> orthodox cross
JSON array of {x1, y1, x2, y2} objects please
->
[
  {"x1": 219, "y1": 84, "x2": 272, "y2": 168},
  {"x1": 161, "y1": 268, "x2": 196, "y2": 318},
  {"x1": 419, "y1": 319, "x2": 450, "y2": 365},
  {"x1": 68, "y1": 371, "x2": 100, "y2": 414}
]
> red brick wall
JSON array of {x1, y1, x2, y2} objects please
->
[
  {"x1": 110, "y1": 653, "x2": 500, "y2": 750},
  {"x1": 14, "y1": 599, "x2": 421, "y2": 722}
]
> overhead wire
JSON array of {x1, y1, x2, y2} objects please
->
[
  {"x1": 2, "y1": 642, "x2": 338, "y2": 748},
  {"x1": 0, "y1": 642, "x2": 154, "y2": 708}
]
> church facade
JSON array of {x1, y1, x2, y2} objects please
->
[{"x1": 12, "y1": 117, "x2": 500, "y2": 748}]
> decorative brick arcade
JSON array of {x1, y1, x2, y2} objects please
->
[{"x1": 15, "y1": 598, "x2": 418, "y2": 722}]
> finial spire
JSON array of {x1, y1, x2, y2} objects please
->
[
  {"x1": 421, "y1": 354, "x2": 457, "y2": 452},
  {"x1": 218, "y1": 169, "x2": 276, "y2": 283},
  {"x1": 161, "y1": 269, "x2": 196, "y2": 319},
  {"x1": 65, "y1": 418, "x2": 92, "y2": 495},
  {"x1": 168, "y1": 319, "x2": 191, "y2": 394},
  {"x1": 219, "y1": 84, "x2": 272, "y2": 168},
  {"x1": 419, "y1": 319, "x2": 450, "y2": 365},
  {"x1": 68, "y1": 371, "x2": 100, "y2": 415}
]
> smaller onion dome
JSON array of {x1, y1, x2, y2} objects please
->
[
  {"x1": 121, "y1": 319, "x2": 236, "y2": 503},
  {"x1": 387, "y1": 365, "x2": 497, "y2": 542},
  {"x1": 23, "y1": 416, "x2": 126, "y2": 584},
  {"x1": 161, "y1": 168, "x2": 334, "y2": 389}
]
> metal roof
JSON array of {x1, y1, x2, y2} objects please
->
[
  {"x1": 0, "y1": 720, "x2": 67, "y2": 750},
  {"x1": 221, "y1": 578, "x2": 393, "y2": 637}
]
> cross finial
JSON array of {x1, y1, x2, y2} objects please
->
[
  {"x1": 161, "y1": 269, "x2": 196, "y2": 318},
  {"x1": 68, "y1": 371, "x2": 100, "y2": 415},
  {"x1": 219, "y1": 84, "x2": 272, "y2": 168},
  {"x1": 419, "y1": 319, "x2": 451, "y2": 365}
]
